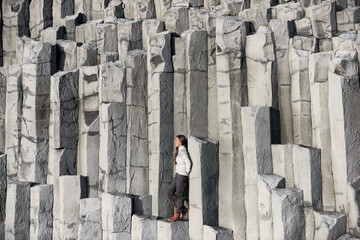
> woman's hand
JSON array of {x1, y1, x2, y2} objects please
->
[{"x1": 187, "y1": 172, "x2": 190, "y2": 175}]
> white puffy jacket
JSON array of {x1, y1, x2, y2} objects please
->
[{"x1": 176, "y1": 146, "x2": 191, "y2": 176}]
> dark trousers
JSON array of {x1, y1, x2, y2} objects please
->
[{"x1": 167, "y1": 173, "x2": 189, "y2": 213}]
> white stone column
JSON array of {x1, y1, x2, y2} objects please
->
[
  {"x1": 216, "y1": 16, "x2": 248, "y2": 240},
  {"x1": 188, "y1": 135, "x2": 218, "y2": 240},
  {"x1": 29, "y1": 0, "x2": 52, "y2": 39},
  {"x1": 30, "y1": 184, "x2": 53, "y2": 240},
  {"x1": 131, "y1": 214, "x2": 157, "y2": 240},
  {"x1": 271, "y1": 144, "x2": 295, "y2": 187},
  {"x1": 78, "y1": 198, "x2": 102, "y2": 240},
  {"x1": 0, "y1": 153, "x2": 6, "y2": 224},
  {"x1": 147, "y1": 31, "x2": 174, "y2": 218}
]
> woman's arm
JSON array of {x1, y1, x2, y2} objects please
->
[{"x1": 180, "y1": 148, "x2": 191, "y2": 175}]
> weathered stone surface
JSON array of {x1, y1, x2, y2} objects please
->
[
  {"x1": 5, "y1": 65, "x2": 22, "y2": 182},
  {"x1": 77, "y1": 111, "x2": 99, "y2": 197},
  {"x1": 269, "y1": 19, "x2": 295, "y2": 144},
  {"x1": 241, "y1": 106, "x2": 280, "y2": 240},
  {"x1": 53, "y1": 0, "x2": 74, "y2": 27},
  {"x1": 338, "y1": 234, "x2": 360, "y2": 239},
  {"x1": 239, "y1": 8, "x2": 271, "y2": 31},
  {"x1": 246, "y1": 26, "x2": 277, "y2": 108},
  {"x1": 75, "y1": 0, "x2": 92, "y2": 19},
  {"x1": 271, "y1": 3, "x2": 304, "y2": 21},
  {"x1": 309, "y1": 52, "x2": 333, "y2": 84},
  {"x1": 20, "y1": 39, "x2": 55, "y2": 184},
  {"x1": 132, "y1": 195, "x2": 152, "y2": 217},
  {"x1": 134, "y1": 0, "x2": 156, "y2": 20},
  {"x1": 188, "y1": 136, "x2": 218, "y2": 240},
  {"x1": 131, "y1": 214, "x2": 157, "y2": 240},
  {"x1": 29, "y1": 0, "x2": 53, "y2": 39},
  {"x1": 307, "y1": 1, "x2": 337, "y2": 39},
  {"x1": 99, "y1": 61, "x2": 126, "y2": 103},
  {"x1": 163, "y1": 7, "x2": 189, "y2": 35},
  {"x1": 223, "y1": 0, "x2": 248, "y2": 16},
  {"x1": 104, "y1": 0, "x2": 125, "y2": 19},
  {"x1": 310, "y1": 80, "x2": 335, "y2": 211},
  {"x1": 117, "y1": 19, "x2": 143, "y2": 62},
  {"x1": 142, "y1": 20, "x2": 165, "y2": 51},
  {"x1": 147, "y1": 29, "x2": 174, "y2": 218},
  {"x1": 271, "y1": 144, "x2": 295, "y2": 187},
  {"x1": 328, "y1": 50, "x2": 360, "y2": 216},
  {"x1": 295, "y1": 18, "x2": 312, "y2": 36},
  {"x1": 2, "y1": 0, "x2": 30, "y2": 65},
  {"x1": 83, "y1": 19, "x2": 104, "y2": 44},
  {"x1": 289, "y1": 36, "x2": 316, "y2": 146},
  {"x1": 102, "y1": 193, "x2": 132, "y2": 235},
  {"x1": 40, "y1": 26, "x2": 66, "y2": 44},
  {"x1": 337, "y1": 7, "x2": 360, "y2": 33},
  {"x1": 0, "y1": 69, "x2": 6, "y2": 152},
  {"x1": 96, "y1": 23, "x2": 118, "y2": 54},
  {"x1": 125, "y1": 50, "x2": 149, "y2": 196},
  {"x1": 78, "y1": 198, "x2": 102, "y2": 240},
  {"x1": 5, "y1": 182, "x2": 33, "y2": 240},
  {"x1": 77, "y1": 43, "x2": 98, "y2": 67},
  {"x1": 57, "y1": 40, "x2": 78, "y2": 71},
  {"x1": 314, "y1": 211, "x2": 347, "y2": 240},
  {"x1": 348, "y1": 177, "x2": 360, "y2": 236},
  {"x1": 62, "y1": 13, "x2": 86, "y2": 41},
  {"x1": 157, "y1": 220, "x2": 189, "y2": 240},
  {"x1": 216, "y1": 16, "x2": 248, "y2": 240},
  {"x1": 202, "y1": 225, "x2": 234, "y2": 240},
  {"x1": 30, "y1": 184, "x2": 53, "y2": 240},
  {"x1": 79, "y1": 66, "x2": 99, "y2": 112},
  {"x1": 0, "y1": 154, "x2": 6, "y2": 222},
  {"x1": 272, "y1": 188, "x2": 306, "y2": 240},
  {"x1": 59, "y1": 176, "x2": 87, "y2": 240},
  {"x1": 99, "y1": 103, "x2": 127, "y2": 194},
  {"x1": 49, "y1": 70, "x2": 79, "y2": 150},
  {"x1": 153, "y1": 0, "x2": 172, "y2": 19},
  {"x1": 258, "y1": 174, "x2": 285, "y2": 240},
  {"x1": 100, "y1": 51, "x2": 119, "y2": 63}
]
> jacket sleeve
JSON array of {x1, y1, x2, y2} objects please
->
[{"x1": 180, "y1": 148, "x2": 191, "y2": 173}]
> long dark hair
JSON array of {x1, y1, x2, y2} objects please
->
[{"x1": 174, "y1": 135, "x2": 187, "y2": 165}]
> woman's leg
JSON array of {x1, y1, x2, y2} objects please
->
[
  {"x1": 175, "y1": 175, "x2": 188, "y2": 213},
  {"x1": 167, "y1": 176, "x2": 177, "y2": 207}
]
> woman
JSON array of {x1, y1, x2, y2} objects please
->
[{"x1": 167, "y1": 135, "x2": 191, "y2": 222}]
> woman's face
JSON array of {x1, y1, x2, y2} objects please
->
[{"x1": 175, "y1": 137, "x2": 182, "y2": 148}]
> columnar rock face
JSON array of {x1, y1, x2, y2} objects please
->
[
  {"x1": 241, "y1": 106, "x2": 280, "y2": 240},
  {"x1": 3, "y1": 0, "x2": 360, "y2": 239},
  {"x1": 216, "y1": 16, "x2": 248, "y2": 240},
  {"x1": 188, "y1": 136, "x2": 219, "y2": 240},
  {"x1": 5, "y1": 182, "x2": 33, "y2": 240},
  {"x1": 328, "y1": 50, "x2": 360, "y2": 230},
  {"x1": 0, "y1": 153, "x2": 6, "y2": 224},
  {"x1": 147, "y1": 31, "x2": 174, "y2": 218},
  {"x1": 78, "y1": 198, "x2": 102, "y2": 240},
  {"x1": 125, "y1": 50, "x2": 149, "y2": 196},
  {"x1": 30, "y1": 184, "x2": 53, "y2": 240}
]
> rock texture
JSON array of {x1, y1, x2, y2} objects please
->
[{"x1": 1, "y1": 0, "x2": 360, "y2": 240}]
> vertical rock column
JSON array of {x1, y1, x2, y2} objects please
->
[
  {"x1": 216, "y1": 16, "x2": 248, "y2": 240},
  {"x1": 117, "y1": 19, "x2": 143, "y2": 62},
  {"x1": 98, "y1": 61, "x2": 127, "y2": 194},
  {"x1": 53, "y1": 0, "x2": 74, "y2": 27},
  {"x1": 5, "y1": 65, "x2": 22, "y2": 182},
  {"x1": 59, "y1": 175, "x2": 88, "y2": 240},
  {"x1": 125, "y1": 50, "x2": 149, "y2": 195},
  {"x1": 292, "y1": 144, "x2": 322, "y2": 240},
  {"x1": 271, "y1": 144, "x2": 295, "y2": 187},
  {"x1": 0, "y1": 69, "x2": 5, "y2": 152},
  {"x1": 147, "y1": 31, "x2": 174, "y2": 218},
  {"x1": 188, "y1": 136, "x2": 219, "y2": 240},
  {"x1": 269, "y1": 19, "x2": 295, "y2": 143},
  {"x1": 0, "y1": 153, "x2": 6, "y2": 240},
  {"x1": 328, "y1": 50, "x2": 360, "y2": 236},
  {"x1": 241, "y1": 106, "x2": 280, "y2": 240},
  {"x1": 289, "y1": 36, "x2": 317, "y2": 145},
  {"x1": 77, "y1": 66, "x2": 100, "y2": 197},
  {"x1": 2, "y1": 0, "x2": 30, "y2": 65},
  {"x1": 29, "y1": 0, "x2": 53, "y2": 39},
  {"x1": 20, "y1": 39, "x2": 55, "y2": 184},
  {"x1": 173, "y1": 29, "x2": 208, "y2": 138},
  {"x1": 5, "y1": 182, "x2": 32, "y2": 240},
  {"x1": 246, "y1": 26, "x2": 277, "y2": 108},
  {"x1": 309, "y1": 51, "x2": 335, "y2": 211},
  {"x1": 30, "y1": 184, "x2": 53, "y2": 240},
  {"x1": 78, "y1": 198, "x2": 102, "y2": 240}
]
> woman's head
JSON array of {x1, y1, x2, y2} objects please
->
[{"x1": 175, "y1": 135, "x2": 187, "y2": 148}]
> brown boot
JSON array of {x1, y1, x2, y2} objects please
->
[
  {"x1": 168, "y1": 211, "x2": 180, "y2": 222},
  {"x1": 181, "y1": 207, "x2": 188, "y2": 220}
]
